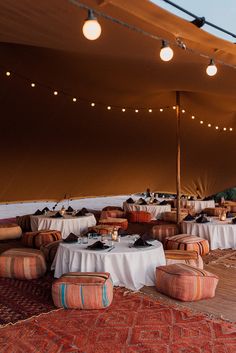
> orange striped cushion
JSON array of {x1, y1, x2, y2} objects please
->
[
  {"x1": 152, "y1": 224, "x2": 178, "y2": 242},
  {"x1": 164, "y1": 250, "x2": 203, "y2": 269},
  {"x1": 100, "y1": 210, "x2": 125, "y2": 219},
  {"x1": 89, "y1": 225, "x2": 114, "y2": 235},
  {"x1": 52, "y1": 272, "x2": 113, "y2": 309},
  {"x1": 0, "y1": 248, "x2": 46, "y2": 279},
  {"x1": 203, "y1": 207, "x2": 224, "y2": 216},
  {"x1": 126, "y1": 211, "x2": 152, "y2": 223},
  {"x1": 99, "y1": 218, "x2": 128, "y2": 230},
  {"x1": 156, "y1": 264, "x2": 218, "y2": 301},
  {"x1": 22, "y1": 230, "x2": 62, "y2": 249},
  {"x1": 164, "y1": 234, "x2": 209, "y2": 256}
]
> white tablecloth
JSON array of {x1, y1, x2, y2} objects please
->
[
  {"x1": 179, "y1": 200, "x2": 215, "y2": 212},
  {"x1": 52, "y1": 236, "x2": 166, "y2": 290},
  {"x1": 182, "y1": 218, "x2": 236, "y2": 250},
  {"x1": 123, "y1": 202, "x2": 171, "y2": 220},
  {"x1": 30, "y1": 213, "x2": 97, "y2": 239}
]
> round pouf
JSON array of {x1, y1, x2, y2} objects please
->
[
  {"x1": 0, "y1": 223, "x2": 22, "y2": 241},
  {"x1": 99, "y1": 217, "x2": 128, "y2": 230},
  {"x1": 0, "y1": 248, "x2": 46, "y2": 279},
  {"x1": 22, "y1": 230, "x2": 62, "y2": 249},
  {"x1": 164, "y1": 250, "x2": 203, "y2": 269},
  {"x1": 100, "y1": 210, "x2": 125, "y2": 219},
  {"x1": 156, "y1": 264, "x2": 219, "y2": 301},
  {"x1": 52, "y1": 272, "x2": 113, "y2": 309},
  {"x1": 152, "y1": 224, "x2": 178, "y2": 243},
  {"x1": 126, "y1": 211, "x2": 152, "y2": 223},
  {"x1": 164, "y1": 234, "x2": 209, "y2": 256},
  {"x1": 89, "y1": 224, "x2": 114, "y2": 235}
]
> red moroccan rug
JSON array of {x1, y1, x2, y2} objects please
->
[
  {"x1": 1, "y1": 288, "x2": 236, "y2": 353},
  {"x1": 0, "y1": 272, "x2": 55, "y2": 326}
]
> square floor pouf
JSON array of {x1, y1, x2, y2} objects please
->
[
  {"x1": 164, "y1": 234, "x2": 209, "y2": 256},
  {"x1": 156, "y1": 263, "x2": 219, "y2": 301},
  {"x1": 52, "y1": 272, "x2": 113, "y2": 309}
]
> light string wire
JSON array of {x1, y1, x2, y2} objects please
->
[
  {"x1": 161, "y1": 0, "x2": 236, "y2": 40},
  {"x1": 69, "y1": 0, "x2": 236, "y2": 70},
  {"x1": 2, "y1": 67, "x2": 234, "y2": 133}
]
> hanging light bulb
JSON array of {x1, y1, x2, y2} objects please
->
[
  {"x1": 122, "y1": 108, "x2": 126, "y2": 112},
  {"x1": 82, "y1": 10, "x2": 101, "y2": 41},
  {"x1": 206, "y1": 59, "x2": 217, "y2": 76},
  {"x1": 160, "y1": 41, "x2": 174, "y2": 62}
]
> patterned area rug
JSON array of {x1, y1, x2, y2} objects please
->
[
  {"x1": 0, "y1": 272, "x2": 56, "y2": 326},
  {"x1": 203, "y1": 249, "x2": 236, "y2": 267},
  {"x1": 0, "y1": 288, "x2": 236, "y2": 353}
]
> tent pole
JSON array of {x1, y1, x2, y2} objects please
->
[{"x1": 176, "y1": 91, "x2": 181, "y2": 228}]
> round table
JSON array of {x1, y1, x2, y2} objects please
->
[
  {"x1": 51, "y1": 236, "x2": 166, "y2": 290},
  {"x1": 123, "y1": 202, "x2": 171, "y2": 220},
  {"x1": 178, "y1": 200, "x2": 215, "y2": 213},
  {"x1": 182, "y1": 218, "x2": 236, "y2": 250},
  {"x1": 30, "y1": 212, "x2": 97, "y2": 239}
]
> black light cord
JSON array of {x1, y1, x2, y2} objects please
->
[{"x1": 161, "y1": 0, "x2": 236, "y2": 39}]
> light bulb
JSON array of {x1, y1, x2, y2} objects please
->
[
  {"x1": 31, "y1": 83, "x2": 35, "y2": 87},
  {"x1": 173, "y1": 106, "x2": 176, "y2": 110},
  {"x1": 215, "y1": 126, "x2": 219, "y2": 130},
  {"x1": 191, "y1": 115, "x2": 195, "y2": 119},
  {"x1": 135, "y1": 109, "x2": 139, "y2": 113},
  {"x1": 107, "y1": 106, "x2": 111, "y2": 110},
  {"x1": 148, "y1": 109, "x2": 152, "y2": 113},
  {"x1": 200, "y1": 121, "x2": 203, "y2": 124},
  {"x1": 6, "y1": 71, "x2": 11, "y2": 76},
  {"x1": 230, "y1": 128, "x2": 233, "y2": 131},
  {"x1": 53, "y1": 91, "x2": 58, "y2": 96},
  {"x1": 223, "y1": 127, "x2": 227, "y2": 131},
  {"x1": 91, "y1": 102, "x2": 95, "y2": 107},
  {"x1": 160, "y1": 41, "x2": 174, "y2": 62},
  {"x1": 182, "y1": 109, "x2": 185, "y2": 113},
  {"x1": 73, "y1": 97, "x2": 77, "y2": 102},
  {"x1": 206, "y1": 59, "x2": 217, "y2": 76},
  {"x1": 82, "y1": 10, "x2": 101, "y2": 41},
  {"x1": 122, "y1": 108, "x2": 126, "y2": 112},
  {"x1": 208, "y1": 123, "x2": 211, "y2": 127},
  {"x1": 160, "y1": 108, "x2": 163, "y2": 112}
]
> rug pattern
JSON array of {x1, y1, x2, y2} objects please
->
[
  {"x1": 0, "y1": 272, "x2": 55, "y2": 326},
  {"x1": 0, "y1": 288, "x2": 236, "y2": 353}
]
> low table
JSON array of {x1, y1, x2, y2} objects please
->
[
  {"x1": 182, "y1": 218, "x2": 236, "y2": 250},
  {"x1": 51, "y1": 236, "x2": 166, "y2": 290},
  {"x1": 123, "y1": 202, "x2": 171, "y2": 220},
  {"x1": 30, "y1": 212, "x2": 96, "y2": 239}
]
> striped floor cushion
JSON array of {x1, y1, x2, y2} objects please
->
[
  {"x1": 164, "y1": 234, "x2": 209, "y2": 256},
  {"x1": 0, "y1": 223, "x2": 22, "y2": 241},
  {"x1": 162, "y1": 211, "x2": 188, "y2": 223},
  {"x1": 22, "y1": 230, "x2": 62, "y2": 249},
  {"x1": 40, "y1": 240, "x2": 62, "y2": 263},
  {"x1": 164, "y1": 250, "x2": 203, "y2": 269},
  {"x1": 203, "y1": 207, "x2": 224, "y2": 217},
  {"x1": 99, "y1": 218, "x2": 128, "y2": 230},
  {"x1": 152, "y1": 224, "x2": 178, "y2": 243},
  {"x1": 0, "y1": 248, "x2": 46, "y2": 279},
  {"x1": 52, "y1": 272, "x2": 113, "y2": 309},
  {"x1": 126, "y1": 211, "x2": 152, "y2": 223},
  {"x1": 100, "y1": 210, "x2": 125, "y2": 220},
  {"x1": 89, "y1": 224, "x2": 114, "y2": 235},
  {"x1": 156, "y1": 264, "x2": 219, "y2": 301}
]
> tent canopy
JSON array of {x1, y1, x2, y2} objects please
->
[{"x1": 0, "y1": 0, "x2": 236, "y2": 202}]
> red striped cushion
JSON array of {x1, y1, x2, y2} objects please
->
[
  {"x1": 164, "y1": 250, "x2": 203, "y2": 269},
  {"x1": 52, "y1": 272, "x2": 113, "y2": 309},
  {"x1": 164, "y1": 234, "x2": 209, "y2": 256},
  {"x1": 152, "y1": 224, "x2": 178, "y2": 243},
  {"x1": 0, "y1": 248, "x2": 46, "y2": 279},
  {"x1": 126, "y1": 211, "x2": 152, "y2": 223},
  {"x1": 99, "y1": 218, "x2": 128, "y2": 230},
  {"x1": 156, "y1": 264, "x2": 219, "y2": 301},
  {"x1": 40, "y1": 240, "x2": 62, "y2": 263},
  {"x1": 22, "y1": 230, "x2": 62, "y2": 249}
]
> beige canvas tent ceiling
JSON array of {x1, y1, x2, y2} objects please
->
[{"x1": 0, "y1": 0, "x2": 236, "y2": 202}]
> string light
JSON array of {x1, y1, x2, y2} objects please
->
[
  {"x1": 122, "y1": 108, "x2": 126, "y2": 112},
  {"x1": 107, "y1": 106, "x2": 111, "y2": 110},
  {"x1": 181, "y1": 109, "x2": 185, "y2": 113},
  {"x1": 230, "y1": 128, "x2": 233, "y2": 131},
  {"x1": 148, "y1": 109, "x2": 152, "y2": 113},
  {"x1": 53, "y1": 91, "x2": 58, "y2": 96},
  {"x1": 200, "y1": 120, "x2": 203, "y2": 124},
  {"x1": 173, "y1": 106, "x2": 176, "y2": 110},
  {"x1": 160, "y1": 108, "x2": 163, "y2": 112},
  {"x1": 208, "y1": 123, "x2": 211, "y2": 127},
  {"x1": 223, "y1": 127, "x2": 227, "y2": 131},
  {"x1": 6, "y1": 71, "x2": 11, "y2": 76},
  {"x1": 191, "y1": 115, "x2": 195, "y2": 119},
  {"x1": 31, "y1": 83, "x2": 35, "y2": 87},
  {"x1": 82, "y1": 9, "x2": 101, "y2": 40},
  {"x1": 135, "y1": 109, "x2": 139, "y2": 113},
  {"x1": 91, "y1": 102, "x2": 95, "y2": 107},
  {"x1": 215, "y1": 126, "x2": 219, "y2": 130},
  {"x1": 160, "y1": 41, "x2": 174, "y2": 62},
  {"x1": 72, "y1": 97, "x2": 77, "y2": 102},
  {"x1": 206, "y1": 59, "x2": 217, "y2": 76}
]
